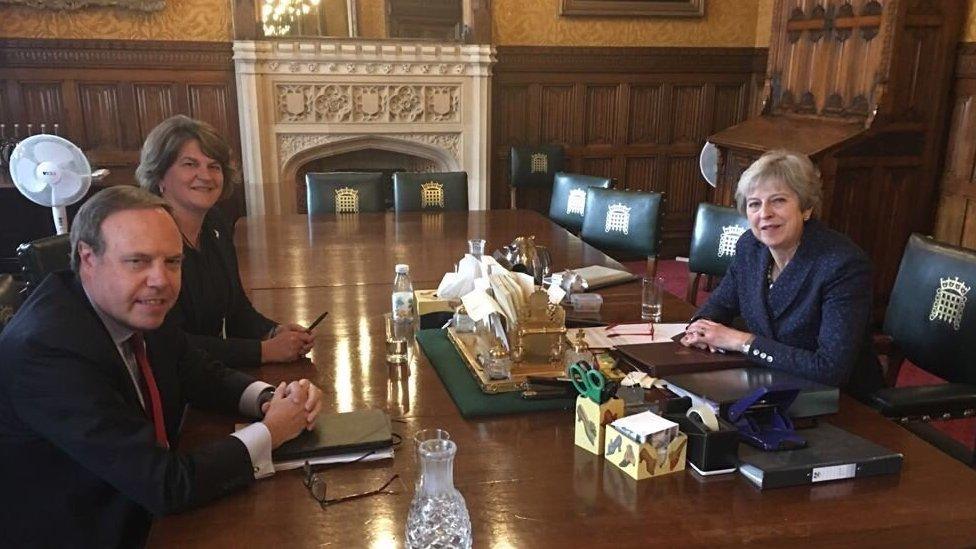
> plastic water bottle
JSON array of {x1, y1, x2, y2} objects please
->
[{"x1": 392, "y1": 264, "x2": 418, "y2": 336}]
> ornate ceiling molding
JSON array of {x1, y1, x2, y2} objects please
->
[
  {"x1": 0, "y1": 0, "x2": 163, "y2": 10},
  {"x1": 235, "y1": 39, "x2": 495, "y2": 77},
  {"x1": 0, "y1": 39, "x2": 231, "y2": 69}
]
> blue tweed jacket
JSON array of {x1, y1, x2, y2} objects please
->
[{"x1": 696, "y1": 220, "x2": 881, "y2": 391}]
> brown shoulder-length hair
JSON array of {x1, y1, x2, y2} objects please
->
[{"x1": 136, "y1": 114, "x2": 239, "y2": 201}]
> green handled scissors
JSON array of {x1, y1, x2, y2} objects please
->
[{"x1": 569, "y1": 362, "x2": 605, "y2": 404}]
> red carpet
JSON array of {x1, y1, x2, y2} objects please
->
[
  {"x1": 625, "y1": 259, "x2": 974, "y2": 452},
  {"x1": 895, "y1": 362, "x2": 975, "y2": 451},
  {"x1": 621, "y1": 258, "x2": 712, "y2": 308}
]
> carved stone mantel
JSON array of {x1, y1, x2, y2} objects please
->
[{"x1": 233, "y1": 39, "x2": 495, "y2": 215}]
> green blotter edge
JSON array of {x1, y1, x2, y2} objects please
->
[{"x1": 416, "y1": 329, "x2": 574, "y2": 418}]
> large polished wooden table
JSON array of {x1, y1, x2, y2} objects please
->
[{"x1": 150, "y1": 210, "x2": 976, "y2": 547}]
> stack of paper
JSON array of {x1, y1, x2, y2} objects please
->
[
  {"x1": 275, "y1": 447, "x2": 394, "y2": 472},
  {"x1": 459, "y1": 256, "x2": 537, "y2": 329},
  {"x1": 561, "y1": 265, "x2": 637, "y2": 290},
  {"x1": 610, "y1": 411, "x2": 679, "y2": 444},
  {"x1": 582, "y1": 322, "x2": 687, "y2": 349}
]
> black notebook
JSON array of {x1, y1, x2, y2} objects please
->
[
  {"x1": 663, "y1": 367, "x2": 839, "y2": 418},
  {"x1": 738, "y1": 423, "x2": 903, "y2": 490},
  {"x1": 272, "y1": 409, "x2": 393, "y2": 462}
]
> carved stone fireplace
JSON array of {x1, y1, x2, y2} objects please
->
[{"x1": 233, "y1": 39, "x2": 495, "y2": 215}]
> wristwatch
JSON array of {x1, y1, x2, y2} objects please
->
[{"x1": 257, "y1": 386, "x2": 276, "y2": 415}]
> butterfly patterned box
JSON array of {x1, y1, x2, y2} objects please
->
[
  {"x1": 604, "y1": 424, "x2": 687, "y2": 481},
  {"x1": 574, "y1": 395, "x2": 624, "y2": 455}
]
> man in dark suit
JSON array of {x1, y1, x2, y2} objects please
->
[{"x1": 0, "y1": 186, "x2": 323, "y2": 547}]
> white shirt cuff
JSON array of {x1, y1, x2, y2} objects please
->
[
  {"x1": 231, "y1": 422, "x2": 275, "y2": 479},
  {"x1": 239, "y1": 381, "x2": 274, "y2": 418}
]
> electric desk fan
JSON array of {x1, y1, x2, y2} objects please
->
[
  {"x1": 699, "y1": 141, "x2": 719, "y2": 188},
  {"x1": 8, "y1": 134, "x2": 93, "y2": 235}
]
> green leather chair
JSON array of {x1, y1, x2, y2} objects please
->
[
  {"x1": 686, "y1": 203, "x2": 751, "y2": 304},
  {"x1": 548, "y1": 172, "x2": 613, "y2": 234},
  {"x1": 509, "y1": 145, "x2": 565, "y2": 209},
  {"x1": 579, "y1": 188, "x2": 663, "y2": 277},
  {"x1": 17, "y1": 233, "x2": 70, "y2": 294},
  {"x1": 392, "y1": 172, "x2": 468, "y2": 212},
  {"x1": 306, "y1": 172, "x2": 386, "y2": 215},
  {"x1": 869, "y1": 234, "x2": 976, "y2": 466}
]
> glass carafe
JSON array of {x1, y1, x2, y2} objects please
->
[{"x1": 406, "y1": 439, "x2": 472, "y2": 549}]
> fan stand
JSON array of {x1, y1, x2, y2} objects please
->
[{"x1": 52, "y1": 204, "x2": 68, "y2": 235}]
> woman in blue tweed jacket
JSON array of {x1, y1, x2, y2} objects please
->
[{"x1": 680, "y1": 150, "x2": 883, "y2": 395}]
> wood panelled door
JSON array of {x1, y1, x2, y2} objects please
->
[{"x1": 492, "y1": 46, "x2": 766, "y2": 257}]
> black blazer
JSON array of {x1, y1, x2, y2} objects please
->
[
  {"x1": 0, "y1": 271, "x2": 257, "y2": 548},
  {"x1": 169, "y1": 210, "x2": 276, "y2": 368},
  {"x1": 696, "y1": 220, "x2": 883, "y2": 395}
]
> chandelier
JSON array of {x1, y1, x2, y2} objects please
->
[{"x1": 261, "y1": 0, "x2": 321, "y2": 37}]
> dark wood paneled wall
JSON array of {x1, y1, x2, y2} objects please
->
[
  {"x1": 491, "y1": 46, "x2": 767, "y2": 257},
  {"x1": 935, "y1": 43, "x2": 976, "y2": 249},
  {"x1": 0, "y1": 39, "x2": 243, "y2": 266},
  {"x1": 713, "y1": 1, "x2": 961, "y2": 318}
]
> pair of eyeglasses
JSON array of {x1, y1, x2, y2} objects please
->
[{"x1": 302, "y1": 453, "x2": 401, "y2": 508}]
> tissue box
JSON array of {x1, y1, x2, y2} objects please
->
[
  {"x1": 604, "y1": 425, "x2": 687, "y2": 480},
  {"x1": 574, "y1": 396, "x2": 624, "y2": 455},
  {"x1": 415, "y1": 289, "x2": 456, "y2": 316}
]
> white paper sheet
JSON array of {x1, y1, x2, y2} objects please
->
[
  {"x1": 547, "y1": 284, "x2": 566, "y2": 305},
  {"x1": 561, "y1": 265, "x2": 636, "y2": 290},
  {"x1": 582, "y1": 322, "x2": 687, "y2": 349},
  {"x1": 489, "y1": 274, "x2": 519, "y2": 325},
  {"x1": 611, "y1": 411, "x2": 678, "y2": 443},
  {"x1": 436, "y1": 272, "x2": 471, "y2": 299},
  {"x1": 460, "y1": 288, "x2": 504, "y2": 322},
  {"x1": 482, "y1": 255, "x2": 507, "y2": 276},
  {"x1": 513, "y1": 273, "x2": 536, "y2": 301},
  {"x1": 274, "y1": 447, "x2": 395, "y2": 471}
]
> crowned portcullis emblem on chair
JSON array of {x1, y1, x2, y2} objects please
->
[
  {"x1": 566, "y1": 188, "x2": 586, "y2": 216},
  {"x1": 929, "y1": 276, "x2": 970, "y2": 330},
  {"x1": 530, "y1": 153, "x2": 549, "y2": 174},
  {"x1": 717, "y1": 225, "x2": 746, "y2": 257},
  {"x1": 334, "y1": 187, "x2": 360, "y2": 214},
  {"x1": 604, "y1": 203, "x2": 631, "y2": 235},
  {"x1": 420, "y1": 180, "x2": 445, "y2": 209}
]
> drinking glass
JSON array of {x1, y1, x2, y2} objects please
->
[
  {"x1": 641, "y1": 275, "x2": 664, "y2": 322},
  {"x1": 384, "y1": 313, "x2": 408, "y2": 364}
]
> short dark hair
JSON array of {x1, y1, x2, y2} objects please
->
[
  {"x1": 135, "y1": 114, "x2": 239, "y2": 201},
  {"x1": 70, "y1": 186, "x2": 172, "y2": 272}
]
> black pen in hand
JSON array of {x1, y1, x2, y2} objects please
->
[{"x1": 306, "y1": 311, "x2": 329, "y2": 333}]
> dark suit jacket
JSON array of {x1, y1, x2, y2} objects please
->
[
  {"x1": 169, "y1": 210, "x2": 276, "y2": 368},
  {"x1": 696, "y1": 220, "x2": 883, "y2": 395},
  {"x1": 0, "y1": 271, "x2": 257, "y2": 548}
]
